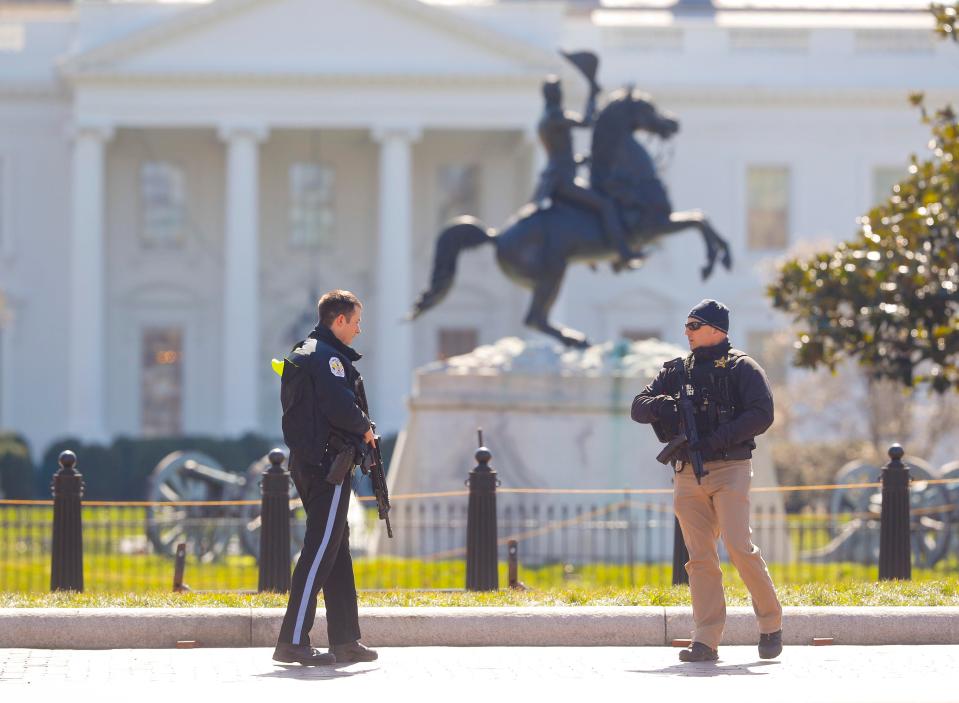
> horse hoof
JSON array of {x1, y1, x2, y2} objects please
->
[{"x1": 561, "y1": 330, "x2": 590, "y2": 349}]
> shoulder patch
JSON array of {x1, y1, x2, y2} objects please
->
[{"x1": 329, "y1": 356, "x2": 346, "y2": 378}]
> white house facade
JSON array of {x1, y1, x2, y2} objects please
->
[{"x1": 0, "y1": 0, "x2": 956, "y2": 456}]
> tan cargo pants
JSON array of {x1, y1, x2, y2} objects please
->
[{"x1": 674, "y1": 458, "x2": 782, "y2": 649}]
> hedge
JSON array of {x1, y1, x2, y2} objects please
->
[
  {"x1": 0, "y1": 432, "x2": 35, "y2": 499},
  {"x1": 35, "y1": 432, "x2": 398, "y2": 501}
]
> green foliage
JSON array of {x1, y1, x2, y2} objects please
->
[
  {"x1": 4, "y1": 578, "x2": 959, "y2": 608},
  {"x1": 769, "y1": 94, "x2": 959, "y2": 392},
  {"x1": 0, "y1": 433, "x2": 34, "y2": 499},
  {"x1": 36, "y1": 434, "x2": 275, "y2": 500},
  {"x1": 933, "y1": 2, "x2": 959, "y2": 42}
]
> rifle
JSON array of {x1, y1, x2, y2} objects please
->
[
  {"x1": 654, "y1": 360, "x2": 708, "y2": 484},
  {"x1": 354, "y1": 378, "x2": 393, "y2": 538}
]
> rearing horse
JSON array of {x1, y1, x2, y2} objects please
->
[{"x1": 410, "y1": 88, "x2": 732, "y2": 348}]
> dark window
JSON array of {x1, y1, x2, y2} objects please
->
[
  {"x1": 438, "y1": 327, "x2": 479, "y2": 361},
  {"x1": 747, "y1": 166, "x2": 789, "y2": 251},
  {"x1": 141, "y1": 327, "x2": 183, "y2": 436}
]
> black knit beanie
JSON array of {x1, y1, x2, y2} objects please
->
[{"x1": 688, "y1": 299, "x2": 729, "y2": 333}]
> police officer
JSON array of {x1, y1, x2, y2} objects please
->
[
  {"x1": 273, "y1": 290, "x2": 378, "y2": 666},
  {"x1": 631, "y1": 299, "x2": 783, "y2": 662}
]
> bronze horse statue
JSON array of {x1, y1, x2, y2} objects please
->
[{"x1": 410, "y1": 87, "x2": 733, "y2": 348}]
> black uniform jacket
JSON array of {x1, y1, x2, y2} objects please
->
[
  {"x1": 630, "y1": 340, "x2": 774, "y2": 463},
  {"x1": 281, "y1": 324, "x2": 371, "y2": 468}
]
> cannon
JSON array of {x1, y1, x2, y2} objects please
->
[
  {"x1": 144, "y1": 450, "x2": 306, "y2": 563},
  {"x1": 806, "y1": 456, "x2": 953, "y2": 568}
]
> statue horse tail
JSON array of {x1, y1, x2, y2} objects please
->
[{"x1": 409, "y1": 216, "x2": 495, "y2": 319}]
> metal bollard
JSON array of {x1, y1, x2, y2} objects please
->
[
  {"x1": 466, "y1": 429, "x2": 499, "y2": 591},
  {"x1": 671, "y1": 517, "x2": 690, "y2": 586},
  {"x1": 258, "y1": 448, "x2": 292, "y2": 593},
  {"x1": 172, "y1": 542, "x2": 190, "y2": 592},
  {"x1": 50, "y1": 450, "x2": 84, "y2": 592},
  {"x1": 879, "y1": 443, "x2": 911, "y2": 581},
  {"x1": 507, "y1": 539, "x2": 520, "y2": 589}
]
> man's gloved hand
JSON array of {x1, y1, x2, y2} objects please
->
[
  {"x1": 654, "y1": 396, "x2": 678, "y2": 422},
  {"x1": 687, "y1": 436, "x2": 719, "y2": 454}
]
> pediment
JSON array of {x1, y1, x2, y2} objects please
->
[{"x1": 64, "y1": 0, "x2": 554, "y2": 80}]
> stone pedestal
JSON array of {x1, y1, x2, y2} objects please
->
[{"x1": 379, "y1": 337, "x2": 791, "y2": 567}]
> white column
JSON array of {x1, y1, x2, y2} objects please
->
[
  {"x1": 67, "y1": 122, "x2": 113, "y2": 441},
  {"x1": 218, "y1": 123, "x2": 268, "y2": 436},
  {"x1": 0, "y1": 297, "x2": 15, "y2": 433},
  {"x1": 372, "y1": 126, "x2": 420, "y2": 435}
]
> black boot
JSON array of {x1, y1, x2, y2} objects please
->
[
  {"x1": 679, "y1": 642, "x2": 718, "y2": 662},
  {"x1": 758, "y1": 630, "x2": 783, "y2": 660},
  {"x1": 273, "y1": 642, "x2": 336, "y2": 666},
  {"x1": 330, "y1": 640, "x2": 378, "y2": 662}
]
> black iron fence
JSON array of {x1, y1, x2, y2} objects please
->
[{"x1": 2, "y1": 445, "x2": 958, "y2": 593}]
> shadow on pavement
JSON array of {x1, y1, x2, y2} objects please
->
[
  {"x1": 630, "y1": 660, "x2": 780, "y2": 677},
  {"x1": 256, "y1": 663, "x2": 378, "y2": 680}
]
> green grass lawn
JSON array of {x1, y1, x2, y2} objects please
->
[
  {"x1": 4, "y1": 579, "x2": 959, "y2": 608},
  {"x1": 4, "y1": 504, "x2": 956, "y2": 594}
]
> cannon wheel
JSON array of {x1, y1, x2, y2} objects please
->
[
  {"x1": 827, "y1": 457, "x2": 950, "y2": 567},
  {"x1": 238, "y1": 454, "x2": 307, "y2": 561},
  {"x1": 827, "y1": 460, "x2": 880, "y2": 537},
  {"x1": 145, "y1": 451, "x2": 243, "y2": 563},
  {"x1": 939, "y1": 461, "x2": 959, "y2": 556},
  {"x1": 909, "y1": 463, "x2": 952, "y2": 568}
]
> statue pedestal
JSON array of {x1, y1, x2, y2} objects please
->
[{"x1": 379, "y1": 337, "x2": 790, "y2": 567}]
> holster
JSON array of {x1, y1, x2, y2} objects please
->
[
  {"x1": 656, "y1": 433, "x2": 687, "y2": 465},
  {"x1": 325, "y1": 432, "x2": 360, "y2": 485}
]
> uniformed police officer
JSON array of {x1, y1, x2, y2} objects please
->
[
  {"x1": 631, "y1": 299, "x2": 783, "y2": 662},
  {"x1": 273, "y1": 290, "x2": 378, "y2": 666}
]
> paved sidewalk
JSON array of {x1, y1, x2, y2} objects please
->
[{"x1": 0, "y1": 646, "x2": 955, "y2": 701}]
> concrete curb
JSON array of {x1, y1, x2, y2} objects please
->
[{"x1": 3, "y1": 606, "x2": 959, "y2": 649}]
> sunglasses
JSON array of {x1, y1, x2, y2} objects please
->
[{"x1": 684, "y1": 321, "x2": 708, "y2": 331}]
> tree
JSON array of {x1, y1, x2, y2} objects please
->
[
  {"x1": 933, "y1": 2, "x2": 958, "y2": 42},
  {"x1": 769, "y1": 69, "x2": 959, "y2": 392}
]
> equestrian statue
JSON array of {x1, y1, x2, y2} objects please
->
[{"x1": 410, "y1": 51, "x2": 732, "y2": 348}]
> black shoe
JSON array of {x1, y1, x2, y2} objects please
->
[
  {"x1": 273, "y1": 642, "x2": 336, "y2": 666},
  {"x1": 330, "y1": 640, "x2": 378, "y2": 662},
  {"x1": 758, "y1": 630, "x2": 783, "y2": 660},
  {"x1": 679, "y1": 642, "x2": 719, "y2": 662}
]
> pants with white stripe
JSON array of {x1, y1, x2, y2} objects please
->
[{"x1": 278, "y1": 456, "x2": 360, "y2": 647}]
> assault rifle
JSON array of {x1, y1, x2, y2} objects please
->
[
  {"x1": 355, "y1": 378, "x2": 393, "y2": 538},
  {"x1": 654, "y1": 363, "x2": 708, "y2": 484}
]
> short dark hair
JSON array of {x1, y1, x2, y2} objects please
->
[{"x1": 318, "y1": 290, "x2": 361, "y2": 327}]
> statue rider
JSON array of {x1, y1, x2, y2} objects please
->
[{"x1": 532, "y1": 75, "x2": 644, "y2": 267}]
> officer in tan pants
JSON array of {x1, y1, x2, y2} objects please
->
[{"x1": 631, "y1": 299, "x2": 783, "y2": 662}]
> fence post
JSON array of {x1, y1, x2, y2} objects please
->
[
  {"x1": 466, "y1": 429, "x2": 498, "y2": 591},
  {"x1": 50, "y1": 450, "x2": 84, "y2": 592},
  {"x1": 258, "y1": 448, "x2": 292, "y2": 593},
  {"x1": 623, "y1": 490, "x2": 636, "y2": 588},
  {"x1": 172, "y1": 543, "x2": 189, "y2": 592},
  {"x1": 507, "y1": 539, "x2": 521, "y2": 589},
  {"x1": 879, "y1": 443, "x2": 911, "y2": 581},
  {"x1": 671, "y1": 517, "x2": 689, "y2": 586}
]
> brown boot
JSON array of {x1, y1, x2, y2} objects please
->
[{"x1": 330, "y1": 640, "x2": 378, "y2": 662}]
